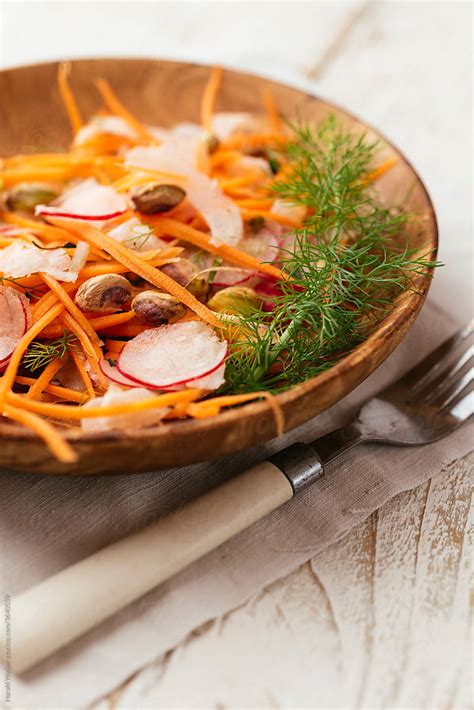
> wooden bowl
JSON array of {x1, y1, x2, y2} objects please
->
[{"x1": 0, "y1": 58, "x2": 438, "y2": 475}]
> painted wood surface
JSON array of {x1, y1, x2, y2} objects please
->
[{"x1": 102, "y1": 453, "x2": 472, "y2": 709}]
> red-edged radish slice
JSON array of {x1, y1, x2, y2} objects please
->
[
  {"x1": 37, "y1": 208, "x2": 126, "y2": 221},
  {"x1": 99, "y1": 358, "x2": 143, "y2": 388},
  {"x1": 117, "y1": 321, "x2": 228, "y2": 390},
  {"x1": 37, "y1": 177, "x2": 127, "y2": 227},
  {"x1": 0, "y1": 286, "x2": 30, "y2": 366}
]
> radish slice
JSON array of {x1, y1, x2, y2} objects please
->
[
  {"x1": 74, "y1": 115, "x2": 139, "y2": 146},
  {"x1": 37, "y1": 178, "x2": 127, "y2": 227},
  {"x1": 37, "y1": 208, "x2": 126, "y2": 221},
  {"x1": 210, "y1": 267, "x2": 254, "y2": 288},
  {"x1": 99, "y1": 358, "x2": 142, "y2": 388},
  {"x1": 0, "y1": 286, "x2": 30, "y2": 366},
  {"x1": 70, "y1": 241, "x2": 90, "y2": 273},
  {"x1": 117, "y1": 321, "x2": 228, "y2": 390},
  {"x1": 81, "y1": 385, "x2": 168, "y2": 433},
  {"x1": 0, "y1": 241, "x2": 78, "y2": 282}
]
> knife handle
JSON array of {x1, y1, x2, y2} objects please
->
[{"x1": 5, "y1": 444, "x2": 322, "y2": 674}]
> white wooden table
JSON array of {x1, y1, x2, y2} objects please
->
[{"x1": 2, "y1": 2, "x2": 471, "y2": 707}]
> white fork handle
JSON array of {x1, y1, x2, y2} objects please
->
[{"x1": 4, "y1": 461, "x2": 293, "y2": 674}]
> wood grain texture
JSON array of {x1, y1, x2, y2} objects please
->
[
  {"x1": 0, "y1": 59, "x2": 438, "y2": 475},
  {"x1": 98, "y1": 453, "x2": 472, "y2": 710}
]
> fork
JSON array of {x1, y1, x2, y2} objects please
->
[{"x1": 6, "y1": 323, "x2": 473, "y2": 674}]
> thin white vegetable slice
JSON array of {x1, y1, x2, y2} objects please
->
[
  {"x1": 0, "y1": 242, "x2": 77, "y2": 282},
  {"x1": 117, "y1": 321, "x2": 228, "y2": 390},
  {"x1": 126, "y1": 139, "x2": 243, "y2": 246},
  {"x1": 99, "y1": 358, "x2": 142, "y2": 388},
  {"x1": 37, "y1": 178, "x2": 127, "y2": 227},
  {"x1": 0, "y1": 286, "x2": 29, "y2": 366},
  {"x1": 81, "y1": 385, "x2": 168, "y2": 433}
]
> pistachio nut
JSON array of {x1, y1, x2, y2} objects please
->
[
  {"x1": 131, "y1": 183, "x2": 186, "y2": 215},
  {"x1": 75, "y1": 274, "x2": 132, "y2": 313},
  {"x1": 132, "y1": 290, "x2": 186, "y2": 325}
]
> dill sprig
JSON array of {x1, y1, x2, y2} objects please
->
[
  {"x1": 223, "y1": 116, "x2": 439, "y2": 393},
  {"x1": 22, "y1": 331, "x2": 76, "y2": 373}
]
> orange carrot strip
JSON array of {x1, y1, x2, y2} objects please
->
[
  {"x1": 261, "y1": 87, "x2": 282, "y2": 134},
  {"x1": 40, "y1": 274, "x2": 102, "y2": 356},
  {"x1": 149, "y1": 217, "x2": 285, "y2": 281},
  {"x1": 104, "y1": 339, "x2": 125, "y2": 353},
  {"x1": 0, "y1": 302, "x2": 64, "y2": 405},
  {"x1": 187, "y1": 391, "x2": 284, "y2": 436},
  {"x1": 58, "y1": 62, "x2": 83, "y2": 135},
  {"x1": 95, "y1": 78, "x2": 158, "y2": 145},
  {"x1": 35, "y1": 311, "x2": 136, "y2": 338},
  {"x1": 1, "y1": 213, "x2": 77, "y2": 244},
  {"x1": 3, "y1": 404, "x2": 77, "y2": 463},
  {"x1": 26, "y1": 358, "x2": 63, "y2": 399},
  {"x1": 86, "y1": 311, "x2": 135, "y2": 331},
  {"x1": 7, "y1": 389, "x2": 202, "y2": 420},
  {"x1": 0, "y1": 167, "x2": 81, "y2": 187},
  {"x1": 60, "y1": 314, "x2": 104, "y2": 388},
  {"x1": 15, "y1": 376, "x2": 87, "y2": 403},
  {"x1": 70, "y1": 349, "x2": 96, "y2": 399},
  {"x1": 200, "y1": 66, "x2": 223, "y2": 132},
  {"x1": 78, "y1": 252, "x2": 181, "y2": 279},
  {"x1": 364, "y1": 157, "x2": 397, "y2": 183},
  {"x1": 220, "y1": 132, "x2": 287, "y2": 151},
  {"x1": 218, "y1": 172, "x2": 265, "y2": 190},
  {"x1": 94, "y1": 324, "x2": 152, "y2": 337},
  {"x1": 47, "y1": 218, "x2": 220, "y2": 326}
]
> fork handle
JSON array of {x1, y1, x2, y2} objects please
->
[
  {"x1": 310, "y1": 422, "x2": 364, "y2": 464},
  {"x1": 5, "y1": 444, "x2": 322, "y2": 674}
]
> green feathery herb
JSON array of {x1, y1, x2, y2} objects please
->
[
  {"x1": 22, "y1": 331, "x2": 76, "y2": 373},
  {"x1": 223, "y1": 116, "x2": 439, "y2": 393}
]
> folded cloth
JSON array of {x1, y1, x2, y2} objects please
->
[{"x1": 1, "y1": 299, "x2": 472, "y2": 707}]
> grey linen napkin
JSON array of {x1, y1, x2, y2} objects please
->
[{"x1": 1, "y1": 299, "x2": 472, "y2": 708}]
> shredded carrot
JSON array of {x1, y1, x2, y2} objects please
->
[
  {"x1": 15, "y1": 376, "x2": 87, "y2": 403},
  {"x1": 47, "y1": 218, "x2": 221, "y2": 326},
  {"x1": 200, "y1": 66, "x2": 223, "y2": 132},
  {"x1": 220, "y1": 132, "x2": 287, "y2": 151},
  {"x1": 149, "y1": 217, "x2": 285, "y2": 281},
  {"x1": 218, "y1": 172, "x2": 266, "y2": 190},
  {"x1": 40, "y1": 274, "x2": 102, "y2": 356},
  {"x1": 87, "y1": 310, "x2": 136, "y2": 331},
  {"x1": 26, "y1": 358, "x2": 63, "y2": 400},
  {"x1": 186, "y1": 391, "x2": 284, "y2": 436},
  {"x1": 70, "y1": 348, "x2": 96, "y2": 398},
  {"x1": 78, "y1": 251, "x2": 182, "y2": 279},
  {"x1": 1, "y1": 213, "x2": 77, "y2": 244},
  {"x1": 95, "y1": 78, "x2": 159, "y2": 145},
  {"x1": 92, "y1": 324, "x2": 152, "y2": 338},
  {"x1": 3, "y1": 404, "x2": 77, "y2": 463},
  {"x1": 57, "y1": 62, "x2": 83, "y2": 135},
  {"x1": 7, "y1": 388, "x2": 203, "y2": 420},
  {"x1": 61, "y1": 313, "x2": 104, "y2": 387},
  {"x1": 104, "y1": 339, "x2": 126, "y2": 354},
  {"x1": 261, "y1": 87, "x2": 282, "y2": 135},
  {"x1": 364, "y1": 157, "x2": 397, "y2": 183},
  {"x1": 0, "y1": 302, "x2": 64, "y2": 405}
]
